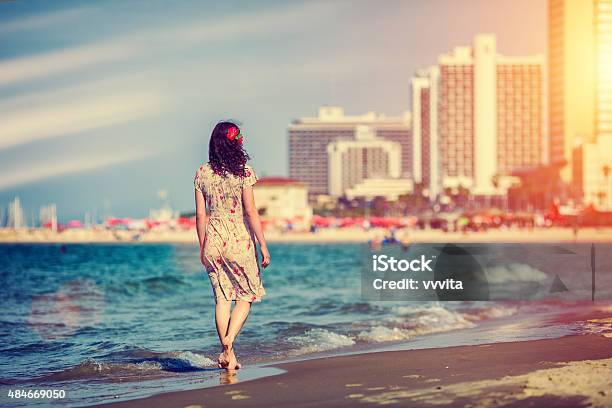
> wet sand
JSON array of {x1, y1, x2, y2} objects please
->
[{"x1": 99, "y1": 331, "x2": 612, "y2": 407}]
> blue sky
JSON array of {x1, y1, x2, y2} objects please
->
[{"x1": 0, "y1": 0, "x2": 545, "y2": 222}]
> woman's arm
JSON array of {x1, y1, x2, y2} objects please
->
[
  {"x1": 195, "y1": 189, "x2": 208, "y2": 265},
  {"x1": 242, "y1": 185, "x2": 270, "y2": 268}
]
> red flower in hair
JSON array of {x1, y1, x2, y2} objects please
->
[{"x1": 227, "y1": 127, "x2": 239, "y2": 141}]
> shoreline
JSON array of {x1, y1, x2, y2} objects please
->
[
  {"x1": 1, "y1": 226, "x2": 611, "y2": 244},
  {"x1": 99, "y1": 334, "x2": 612, "y2": 408},
  {"x1": 96, "y1": 306, "x2": 612, "y2": 408}
]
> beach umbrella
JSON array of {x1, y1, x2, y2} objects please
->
[
  {"x1": 177, "y1": 217, "x2": 193, "y2": 229},
  {"x1": 312, "y1": 215, "x2": 331, "y2": 227},
  {"x1": 66, "y1": 220, "x2": 83, "y2": 228},
  {"x1": 106, "y1": 218, "x2": 122, "y2": 226},
  {"x1": 338, "y1": 217, "x2": 355, "y2": 228}
]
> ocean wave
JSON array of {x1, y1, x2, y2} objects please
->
[
  {"x1": 356, "y1": 305, "x2": 476, "y2": 341},
  {"x1": 485, "y1": 263, "x2": 548, "y2": 284},
  {"x1": 170, "y1": 351, "x2": 216, "y2": 368},
  {"x1": 283, "y1": 304, "x2": 518, "y2": 356},
  {"x1": 37, "y1": 358, "x2": 164, "y2": 382},
  {"x1": 33, "y1": 350, "x2": 216, "y2": 383},
  {"x1": 356, "y1": 326, "x2": 411, "y2": 342},
  {"x1": 354, "y1": 303, "x2": 520, "y2": 344},
  {"x1": 461, "y1": 304, "x2": 519, "y2": 320},
  {"x1": 389, "y1": 304, "x2": 475, "y2": 328},
  {"x1": 287, "y1": 328, "x2": 355, "y2": 354}
]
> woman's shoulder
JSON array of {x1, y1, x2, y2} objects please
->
[
  {"x1": 194, "y1": 162, "x2": 212, "y2": 179},
  {"x1": 197, "y1": 162, "x2": 212, "y2": 172},
  {"x1": 242, "y1": 164, "x2": 258, "y2": 186},
  {"x1": 240, "y1": 164, "x2": 256, "y2": 178}
]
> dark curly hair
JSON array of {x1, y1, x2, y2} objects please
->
[{"x1": 208, "y1": 121, "x2": 250, "y2": 177}]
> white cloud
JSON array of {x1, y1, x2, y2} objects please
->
[
  {"x1": 0, "y1": 42, "x2": 133, "y2": 86},
  {"x1": 0, "y1": 1, "x2": 338, "y2": 86},
  {"x1": 0, "y1": 150, "x2": 155, "y2": 191},
  {"x1": 155, "y1": 1, "x2": 334, "y2": 45},
  {"x1": 0, "y1": 1, "x2": 345, "y2": 155},
  {"x1": 0, "y1": 87, "x2": 167, "y2": 150}
]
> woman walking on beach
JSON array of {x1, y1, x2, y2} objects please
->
[{"x1": 194, "y1": 121, "x2": 270, "y2": 370}]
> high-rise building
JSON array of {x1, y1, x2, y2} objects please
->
[
  {"x1": 496, "y1": 54, "x2": 546, "y2": 177},
  {"x1": 288, "y1": 107, "x2": 411, "y2": 195},
  {"x1": 548, "y1": 0, "x2": 592, "y2": 182},
  {"x1": 548, "y1": 0, "x2": 612, "y2": 188},
  {"x1": 411, "y1": 66, "x2": 441, "y2": 199},
  {"x1": 326, "y1": 125, "x2": 402, "y2": 197},
  {"x1": 8, "y1": 196, "x2": 25, "y2": 229},
  {"x1": 595, "y1": 0, "x2": 612, "y2": 140},
  {"x1": 412, "y1": 34, "x2": 545, "y2": 197}
]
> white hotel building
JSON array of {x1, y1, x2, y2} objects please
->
[
  {"x1": 412, "y1": 34, "x2": 545, "y2": 198},
  {"x1": 288, "y1": 107, "x2": 412, "y2": 198},
  {"x1": 326, "y1": 125, "x2": 410, "y2": 198}
]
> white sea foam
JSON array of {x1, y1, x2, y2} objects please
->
[
  {"x1": 474, "y1": 305, "x2": 518, "y2": 319},
  {"x1": 485, "y1": 263, "x2": 548, "y2": 284},
  {"x1": 287, "y1": 307, "x2": 478, "y2": 352},
  {"x1": 175, "y1": 351, "x2": 216, "y2": 368},
  {"x1": 287, "y1": 328, "x2": 355, "y2": 354},
  {"x1": 352, "y1": 305, "x2": 485, "y2": 344},
  {"x1": 132, "y1": 361, "x2": 163, "y2": 370},
  {"x1": 391, "y1": 305, "x2": 475, "y2": 328},
  {"x1": 84, "y1": 358, "x2": 163, "y2": 373},
  {"x1": 356, "y1": 326, "x2": 411, "y2": 342}
]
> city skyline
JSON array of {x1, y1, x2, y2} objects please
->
[{"x1": 0, "y1": 0, "x2": 547, "y2": 220}]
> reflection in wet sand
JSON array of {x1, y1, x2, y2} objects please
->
[{"x1": 219, "y1": 369, "x2": 238, "y2": 385}]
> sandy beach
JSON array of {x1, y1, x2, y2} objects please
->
[
  {"x1": 97, "y1": 308, "x2": 612, "y2": 408},
  {"x1": 98, "y1": 334, "x2": 612, "y2": 408},
  {"x1": 1, "y1": 226, "x2": 611, "y2": 244}
]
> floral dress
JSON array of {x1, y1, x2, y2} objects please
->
[{"x1": 194, "y1": 163, "x2": 266, "y2": 302}]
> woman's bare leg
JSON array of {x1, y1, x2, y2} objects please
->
[
  {"x1": 225, "y1": 300, "x2": 252, "y2": 344},
  {"x1": 222, "y1": 300, "x2": 252, "y2": 369},
  {"x1": 214, "y1": 299, "x2": 232, "y2": 367}
]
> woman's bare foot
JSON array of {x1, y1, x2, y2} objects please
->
[
  {"x1": 226, "y1": 348, "x2": 241, "y2": 370},
  {"x1": 218, "y1": 351, "x2": 229, "y2": 368},
  {"x1": 222, "y1": 335, "x2": 241, "y2": 370}
]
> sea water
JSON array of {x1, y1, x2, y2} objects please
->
[{"x1": 0, "y1": 242, "x2": 610, "y2": 407}]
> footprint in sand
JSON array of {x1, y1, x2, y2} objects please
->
[{"x1": 225, "y1": 390, "x2": 251, "y2": 400}]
